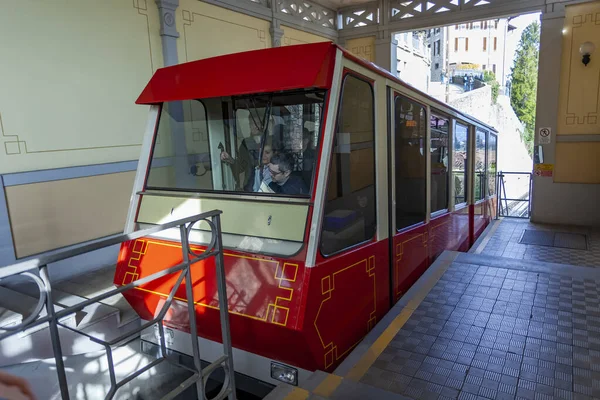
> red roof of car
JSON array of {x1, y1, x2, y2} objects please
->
[{"x1": 136, "y1": 42, "x2": 337, "y2": 104}]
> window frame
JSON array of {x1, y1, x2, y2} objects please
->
[
  {"x1": 453, "y1": 121, "x2": 470, "y2": 208},
  {"x1": 430, "y1": 110, "x2": 451, "y2": 216},
  {"x1": 394, "y1": 92, "x2": 428, "y2": 233},
  {"x1": 144, "y1": 99, "x2": 212, "y2": 190},
  {"x1": 474, "y1": 127, "x2": 488, "y2": 203},
  {"x1": 486, "y1": 132, "x2": 498, "y2": 197},
  {"x1": 319, "y1": 71, "x2": 377, "y2": 258}
]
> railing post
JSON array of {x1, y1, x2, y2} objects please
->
[
  {"x1": 213, "y1": 214, "x2": 237, "y2": 400},
  {"x1": 39, "y1": 265, "x2": 70, "y2": 400},
  {"x1": 179, "y1": 223, "x2": 205, "y2": 400}
]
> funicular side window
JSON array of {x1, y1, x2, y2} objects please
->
[
  {"x1": 395, "y1": 95, "x2": 426, "y2": 230},
  {"x1": 474, "y1": 128, "x2": 487, "y2": 201},
  {"x1": 320, "y1": 74, "x2": 376, "y2": 256},
  {"x1": 430, "y1": 113, "x2": 450, "y2": 214},
  {"x1": 453, "y1": 123, "x2": 469, "y2": 206},
  {"x1": 487, "y1": 133, "x2": 497, "y2": 196},
  {"x1": 146, "y1": 100, "x2": 212, "y2": 190}
]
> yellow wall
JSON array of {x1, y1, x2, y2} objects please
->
[
  {"x1": 0, "y1": 0, "x2": 163, "y2": 174},
  {"x1": 6, "y1": 172, "x2": 135, "y2": 258},
  {"x1": 281, "y1": 25, "x2": 330, "y2": 46},
  {"x1": 554, "y1": 2, "x2": 600, "y2": 184},
  {"x1": 557, "y1": 2, "x2": 600, "y2": 135},
  {"x1": 554, "y1": 142, "x2": 600, "y2": 184},
  {"x1": 177, "y1": 0, "x2": 271, "y2": 62},
  {"x1": 344, "y1": 36, "x2": 376, "y2": 63}
]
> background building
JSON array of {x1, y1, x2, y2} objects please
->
[
  {"x1": 395, "y1": 31, "x2": 431, "y2": 93},
  {"x1": 430, "y1": 18, "x2": 516, "y2": 86}
]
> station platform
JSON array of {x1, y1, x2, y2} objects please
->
[{"x1": 267, "y1": 219, "x2": 600, "y2": 400}]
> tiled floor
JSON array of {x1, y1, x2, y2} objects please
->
[
  {"x1": 360, "y1": 255, "x2": 600, "y2": 400},
  {"x1": 478, "y1": 219, "x2": 600, "y2": 268}
]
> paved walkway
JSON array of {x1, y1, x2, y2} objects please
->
[
  {"x1": 473, "y1": 219, "x2": 600, "y2": 268},
  {"x1": 268, "y1": 249, "x2": 600, "y2": 400}
]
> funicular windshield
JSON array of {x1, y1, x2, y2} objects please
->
[{"x1": 146, "y1": 89, "x2": 326, "y2": 197}]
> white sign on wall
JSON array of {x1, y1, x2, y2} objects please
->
[{"x1": 538, "y1": 127, "x2": 551, "y2": 144}]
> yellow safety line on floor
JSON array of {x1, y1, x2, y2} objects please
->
[
  {"x1": 474, "y1": 219, "x2": 502, "y2": 254},
  {"x1": 284, "y1": 253, "x2": 456, "y2": 399},
  {"x1": 283, "y1": 387, "x2": 309, "y2": 400},
  {"x1": 345, "y1": 256, "x2": 454, "y2": 382},
  {"x1": 312, "y1": 374, "x2": 344, "y2": 397}
]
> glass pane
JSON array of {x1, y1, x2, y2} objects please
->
[
  {"x1": 146, "y1": 91, "x2": 326, "y2": 196},
  {"x1": 487, "y1": 134, "x2": 497, "y2": 196},
  {"x1": 395, "y1": 95, "x2": 426, "y2": 230},
  {"x1": 474, "y1": 129, "x2": 487, "y2": 201},
  {"x1": 453, "y1": 123, "x2": 468, "y2": 205},
  {"x1": 320, "y1": 76, "x2": 376, "y2": 256},
  {"x1": 430, "y1": 113, "x2": 450, "y2": 213}
]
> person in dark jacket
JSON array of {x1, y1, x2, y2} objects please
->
[
  {"x1": 220, "y1": 121, "x2": 282, "y2": 192},
  {"x1": 266, "y1": 153, "x2": 308, "y2": 195}
]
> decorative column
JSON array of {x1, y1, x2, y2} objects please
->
[
  {"x1": 270, "y1": 20, "x2": 284, "y2": 47},
  {"x1": 375, "y1": 31, "x2": 398, "y2": 75},
  {"x1": 270, "y1": 0, "x2": 284, "y2": 47},
  {"x1": 156, "y1": 0, "x2": 180, "y2": 66},
  {"x1": 155, "y1": 0, "x2": 192, "y2": 188},
  {"x1": 530, "y1": 7, "x2": 563, "y2": 223}
]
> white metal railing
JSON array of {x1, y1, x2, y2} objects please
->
[{"x1": 0, "y1": 210, "x2": 236, "y2": 400}]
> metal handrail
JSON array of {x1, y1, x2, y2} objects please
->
[
  {"x1": 497, "y1": 171, "x2": 532, "y2": 219},
  {"x1": 0, "y1": 210, "x2": 236, "y2": 400}
]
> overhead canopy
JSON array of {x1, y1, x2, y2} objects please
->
[{"x1": 136, "y1": 42, "x2": 337, "y2": 104}]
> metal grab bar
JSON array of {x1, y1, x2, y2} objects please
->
[
  {"x1": 496, "y1": 171, "x2": 532, "y2": 219},
  {"x1": 0, "y1": 210, "x2": 236, "y2": 400}
]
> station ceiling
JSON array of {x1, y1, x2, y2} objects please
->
[{"x1": 312, "y1": 0, "x2": 371, "y2": 9}]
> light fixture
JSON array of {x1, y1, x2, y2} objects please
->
[
  {"x1": 271, "y1": 362, "x2": 298, "y2": 386},
  {"x1": 579, "y1": 41, "x2": 595, "y2": 66}
]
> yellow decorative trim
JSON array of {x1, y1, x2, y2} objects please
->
[
  {"x1": 394, "y1": 233, "x2": 425, "y2": 296},
  {"x1": 314, "y1": 258, "x2": 376, "y2": 369},
  {"x1": 562, "y1": 10, "x2": 600, "y2": 129},
  {"x1": 181, "y1": 9, "x2": 267, "y2": 63},
  {"x1": 132, "y1": 0, "x2": 155, "y2": 74},
  {"x1": 124, "y1": 240, "x2": 295, "y2": 326},
  {"x1": 367, "y1": 256, "x2": 377, "y2": 331}
]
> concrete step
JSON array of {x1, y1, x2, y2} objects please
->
[
  {"x1": 0, "y1": 286, "x2": 77, "y2": 335},
  {"x1": 54, "y1": 266, "x2": 138, "y2": 327},
  {"x1": 13, "y1": 286, "x2": 120, "y2": 329},
  {"x1": 0, "y1": 267, "x2": 141, "y2": 368}
]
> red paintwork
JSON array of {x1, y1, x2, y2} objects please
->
[
  {"x1": 115, "y1": 43, "x2": 497, "y2": 375},
  {"x1": 114, "y1": 237, "x2": 389, "y2": 372},
  {"x1": 136, "y1": 43, "x2": 337, "y2": 105}
]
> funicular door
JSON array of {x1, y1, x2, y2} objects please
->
[{"x1": 389, "y1": 90, "x2": 430, "y2": 302}]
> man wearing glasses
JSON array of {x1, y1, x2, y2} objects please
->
[{"x1": 262, "y1": 153, "x2": 308, "y2": 195}]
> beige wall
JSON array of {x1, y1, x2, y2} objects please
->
[
  {"x1": 531, "y1": 2, "x2": 600, "y2": 226},
  {"x1": 6, "y1": 172, "x2": 135, "y2": 258},
  {"x1": 0, "y1": 0, "x2": 338, "y2": 258},
  {"x1": 553, "y1": 2, "x2": 600, "y2": 184},
  {"x1": 0, "y1": 0, "x2": 163, "y2": 174},
  {"x1": 177, "y1": 0, "x2": 271, "y2": 62},
  {"x1": 554, "y1": 142, "x2": 600, "y2": 184},
  {"x1": 344, "y1": 36, "x2": 376, "y2": 63},
  {"x1": 557, "y1": 2, "x2": 600, "y2": 135},
  {"x1": 281, "y1": 25, "x2": 331, "y2": 46}
]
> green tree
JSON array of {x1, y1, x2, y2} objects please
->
[
  {"x1": 483, "y1": 70, "x2": 499, "y2": 104},
  {"x1": 510, "y1": 21, "x2": 540, "y2": 154}
]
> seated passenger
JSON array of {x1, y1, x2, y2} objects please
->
[
  {"x1": 252, "y1": 143, "x2": 276, "y2": 192},
  {"x1": 264, "y1": 153, "x2": 308, "y2": 195},
  {"x1": 291, "y1": 129, "x2": 316, "y2": 186}
]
